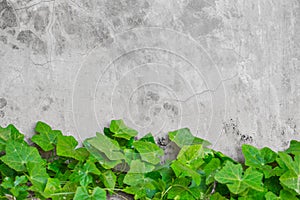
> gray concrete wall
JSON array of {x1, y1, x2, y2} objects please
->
[{"x1": 0, "y1": 0, "x2": 299, "y2": 159}]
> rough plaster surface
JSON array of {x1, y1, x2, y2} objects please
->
[{"x1": 0, "y1": 0, "x2": 299, "y2": 160}]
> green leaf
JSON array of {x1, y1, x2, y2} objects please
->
[
  {"x1": 0, "y1": 162, "x2": 16, "y2": 178},
  {"x1": 215, "y1": 162, "x2": 263, "y2": 194},
  {"x1": 203, "y1": 158, "x2": 221, "y2": 184},
  {"x1": 0, "y1": 124, "x2": 24, "y2": 151},
  {"x1": 57, "y1": 135, "x2": 89, "y2": 161},
  {"x1": 177, "y1": 144, "x2": 205, "y2": 169},
  {"x1": 1, "y1": 140, "x2": 45, "y2": 172},
  {"x1": 70, "y1": 161, "x2": 101, "y2": 187},
  {"x1": 83, "y1": 142, "x2": 122, "y2": 169},
  {"x1": 14, "y1": 176, "x2": 28, "y2": 186},
  {"x1": 279, "y1": 189, "x2": 299, "y2": 200},
  {"x1": 124, "y1": 148, "x2": 140, "y2": 165},
  {"x1": 133, "y1": 140, "x2": 164, "y2": 165},
  {"x1": 109, "y1": 119, "x2": 138, "y2": 140},
  {"x1": 278, "y1": 152, "x2": 300, "y2": 194},
  {"x1": 265, "y1": 192, "x2": 280, "y2": 200},
  {"x1": 167, "y1": 185, "x2": 197, "y2": 200},
  {"x1": 168, "y1": 128, "x2": 211, "y2": 148},
  {"x1": 100, "y1": 170, "x2": 116, "y2": 190},
  {"x1": 139, "y1": 133, "x2": 156, "y2": 144},
  {"x1": 280, "y1": 170, "x2": 300, "y2": 194},
  {"x1": 74, "y1": 186, "x2": 106, "y2": 200},
  {"x1": 238, "y1": 189, "x2": 266, "y2": 200},
  {"x1": 43, "y1": 178, "x2": 61, "y2": 197},
  {"x1": 123, "y1": 160, "x2": 155, "y2": 186},
  {"x1": 84, "y1": 133, "x2": 124, "y2": 161},
  {"x1": 171, "y1": 160, "x2": 202, "y2": 186},
  {"x1": 31, "y1": 121, "x2": 62, "y2": 151},
  {"x1": 2, "y1": 176, "x2": 29, "y2": 199},
  {"x1": 123, "y1": 185, "x2": 150, "y2": 199},
  {"x1": 242, "y1": 144, "x2": 277, "y2": 170},
  {"x1": 242, "y1": 167, "x2": 265, "y2": 192},
  {"x1": 1, "y1": 177, "x2": 14, "y2": 189},
  {"x1": 214, "y1": 151, "x2": 237, "y2": 163},
  {"x1": 285, "y1": 140, "x2": 300, "y2": 155},
  {"x1": 27, "y1": 162, "x2": 49, "y2": 193},
  {"x1": 210, "y1": 192, "x2": 227, "y2": 200}
]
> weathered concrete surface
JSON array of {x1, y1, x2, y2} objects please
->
[{"x1": 0, "y1": 0, "x2": 299, "y2": 159}]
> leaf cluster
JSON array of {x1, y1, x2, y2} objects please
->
[{"x1": 0, "y1": 120, "x2": 299, "y2": 199}]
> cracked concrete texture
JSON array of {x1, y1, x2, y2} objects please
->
[{"x1": 0, "y1": 0, "x2": 299, "y2": 160}]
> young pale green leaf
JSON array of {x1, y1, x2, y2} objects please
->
[
  {"x1": 285, "y1": 140, "x2": 300, "y2": 155},
  {"x1": 31, "y1": 121, "x2": 62, "y2": 151},
  {"x1": 1, "y1": 140, "x2": 45, "y2": 172},
  {"x1": 168, "y1": 128, "x2": 211, "y2": 148},
  {"x1": 109, "y1": 119, "x2": 138, "y2": 140},
  {"x1": 171, "y1": 160, "x2": 202, "y2": 186},
  {"x1": 74, "y1": 186, "x2": 106, "y2": 200},
  {"x1": 0, "y1": 124, "x2": 24, "y2": 151},
  {"x1": 57, "y1": 135, "x2": 89, "y2": 161},
  {"x1": 242, "y1": 144, "x2": 277, "y2": 169},
  {"x1": 215, "y1": 161, "x2": 264, "y2": 194},
  {"x1": 84, "y1": 133, "x2": 124, "y2": 161},
  {"x1": 100, "y1": 170, "x2": 116, "y2": 190},
  {"x1": 133, "y1": 140, "x2": 164, "y2": 165},
  {"x1": 177, "y1": 144, "x2": 205, "y2": 170}
]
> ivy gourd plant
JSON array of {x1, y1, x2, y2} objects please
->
[{"x1": 0, "y1": 120, "x2": 299, "y2": 199}]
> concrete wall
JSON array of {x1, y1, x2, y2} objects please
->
[{"x1": 0, "y1": 0, "x2": 299, "y2": 159}]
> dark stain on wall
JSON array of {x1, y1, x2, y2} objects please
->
[
  {"x1": 53, "y1": 3, "x2": 113, "y2": 52},
  {"x1": 0, "y1": 0, "x2": 17, "y2": 29},
  {"x1": 223, "y1": 118, "x2": 240, "y2": 136},
  {"x1": 16, "y1": 30, "x2": 47, "y2": 54},
  {"x1": 0, "y1": 35, "x2": 7, "y2": 44},
  {"x1": 240, "y1": 134, "x2": 253, "y2": 143},
  {"x1": 0, "y1": 98, "x2": 7, "y2": 109},
  {"x1": 146, "y1": 91, "x2": 160, "y2": 102},
  {"x1": 0, "y1": 110, "x2": 4, "y2": 118},
  {"x1": 179, "y1": 0, "x2": 223, "y2": 37}
]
